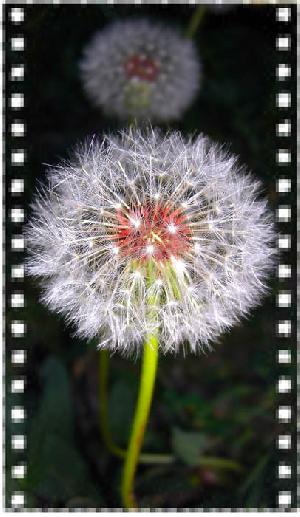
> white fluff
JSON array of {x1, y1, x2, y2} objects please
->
[
  {"x1": 26, "y1": 129, "x2": 276, "y2": 356},
  {"x1": 80, "y1": 18, "x2": 200, "y2": 122}
]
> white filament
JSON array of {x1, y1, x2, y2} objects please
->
[{"x1": 26, "y1": 128, "x2": 276, "y2": 357}]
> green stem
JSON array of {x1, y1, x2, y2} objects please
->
[
  {"x1": 185, "y1": 5, "x2": 206, "y2": 38},
  {"x1": 198, "y1": 456, "x2": 243, "y2": 472},
  {"x1": 121, "y1": 335, "x2": 159, "y2": 510},
  {"x1": 98, "y1": 349, "x2": 174, "y2": 465},
  {"x1": 98, "y1": 349, "x2": 124, "y2": 457}
]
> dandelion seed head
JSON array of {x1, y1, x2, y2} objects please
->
[
  {"x1": 26, "y1": 129, "x2": 276, "y2": 356},
  {"x1": 79, "y1": 18, "x2": 200, "y2": 122}
]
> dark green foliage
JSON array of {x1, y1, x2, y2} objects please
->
[
  {"x1": 109, "y1": 379, "x2": 136, "y2": 446},
  {"x1": 172, "y1": 427, "x2": 208, "y2": 466},
  {"x1": 23, "y1": 358, "x2": 103, "y2": 507}
]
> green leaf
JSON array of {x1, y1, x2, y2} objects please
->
[
  {"x1": 25, "y1": 356, "x2": 103, "y2": 505},
  {"x1": 171, "y1": 427, "x2": 207, "y2": 466},
  {"x1": 39, "y1": 356, "x2": 74, "y2": 436}
]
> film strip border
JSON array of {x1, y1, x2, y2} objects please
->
[
  {"x1": 6, "y1": 5, "x2": 26, "y2": 511},
  {"x1": 275, "y1": 3, "x2": 296, "y2": 512},
  {"x1": 297, "y1": 3, "x2": 300, "y2": 511},
  {"x1": 4, "y1": 2, "x2": 297, "y2": 512}
]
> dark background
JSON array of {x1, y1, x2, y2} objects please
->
[{"x1": 5, "y1": 3, "x2": 297, "y2": 510}]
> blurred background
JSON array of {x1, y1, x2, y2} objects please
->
[{"x1": 5, "y1": 3, "x2": 296, "y2": 509}]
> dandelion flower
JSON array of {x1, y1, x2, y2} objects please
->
[
  {"x1": 79, "y1": 19, "x2": 200, "y2": 122},
  {"x1": 26, "y1": 129, "x2": 275, "y2": 356}
]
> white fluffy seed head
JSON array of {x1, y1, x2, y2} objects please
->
[
  {"x1": 26, "y1": 128, "x2": 276, "y2": 357},
  {"x1": 79, "y1": 18, "x2": 200, "y2": 122}
]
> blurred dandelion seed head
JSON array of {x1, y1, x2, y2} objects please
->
[
  {"x1": 26, "y1": 129, "x2": 276, "y2": 356},
  {"x1": 79, "y1": 18, "x2": 200, "y2": 122}
]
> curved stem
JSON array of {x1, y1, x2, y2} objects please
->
[
  {"x1": 98, "y1": 349, "x2": 124, "y2": 457},
  {"x1": 121, "y1": 335, "x2": 159, "y2": 510},
  {"x1": 98, "y1": 349, "x2": 174, "y2": 465},
  {"x1": 185, "y1": 5, "x2": 206, "y2": 38}
]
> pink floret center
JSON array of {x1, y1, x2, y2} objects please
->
[
  {"x1": 124, "y1": 54, "x2": 160, "y2": 82},
  {"x1": 113, "y1": 202, "x2": 192, "y2": 262}
]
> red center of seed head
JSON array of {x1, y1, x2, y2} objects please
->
[
  {"x1": 114, "y1": 202, "x2": 192, "y2": 261},
  {"x1": 124, "y1": 54, "x2": 160, "y2": 82}
]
